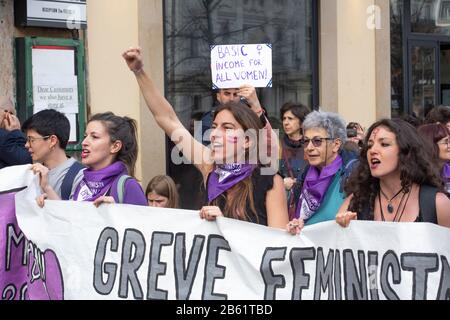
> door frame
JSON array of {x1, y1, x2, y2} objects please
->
[
  {"x1": 406, "y1": 39, "x2": 441, "y2": 115},
  {"x1": 401, "y1": 0, "x2": 450, "y2": 115}
]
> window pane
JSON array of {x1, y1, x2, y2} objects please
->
[
  {"x1": 163, "y1": 0, "x2": 316, "y2": 209},
  {"x1": 391, "y1": 0, "x2": 404, "y2": 117},
  {"x1": 164, "y1": 0, "x2": 314, "y2": 129},
  {"x1": 411, "y1": 45, "x2": 436, "y2": 118},
  {"x1": 411, "y1": 0, "x2": 450, "y2": 35}
]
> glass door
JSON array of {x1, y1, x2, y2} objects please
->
[{"x1": 408, "y1": 40, "x2": 440, "y2": 118}]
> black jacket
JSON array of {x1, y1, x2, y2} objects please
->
[{"x1": 0, "y1": 129, "x2": 32, "y2": 169}]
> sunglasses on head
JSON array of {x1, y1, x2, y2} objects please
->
[{"x1": 302, "y1": 137, "x2": 334, "y2": 148}]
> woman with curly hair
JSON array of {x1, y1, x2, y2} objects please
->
[{"x1": 336, "y1": 119, "x2": 450, "y2": 228}]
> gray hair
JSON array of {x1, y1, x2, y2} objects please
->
[{"x1": 302, "y1": 110, "x2": 347, "y2": 144}]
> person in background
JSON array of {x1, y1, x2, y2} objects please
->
[
  {"x1": 22, "y1": 109, "x2": 84, "y2": 200},
  {"x1": 336, "y1": 119, "x2": 450, "y2": 228},
  {"x1": 146, "y1": 175, "x2": 179, "y2": 208},
  {"x1": 426, "y1": 105, "x2": 450, "y2": 130},
  {"x1": 200, "y1": 86, "x2": 264, "y2": 146},
  {"x1": 0, "y1": 96, "x2": 32, "y2": 169},
  {"x1": 35, "y1": 112, "x2": 147, "y2": 207},
  {"x1": 418, "y1": 123, "x2": 450, "y2": 196},
  {"x1": 401, "y1": 113, "x2": 423, "y2": 128},
  {"x1": 345, "y1": 122, "x2": 365, "y2": 149},
  {"x1": 279, "y1": 102, "x2": 310, "y2": 219}
]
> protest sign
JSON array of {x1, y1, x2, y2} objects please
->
[{"x1": 211, "y1": 44, "x2": 272, "y2": 89}]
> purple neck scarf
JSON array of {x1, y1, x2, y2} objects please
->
[
  {"x1": 296, "y1": 155, "x2": 343, "y2": 220},
  {"x1": 443, "y1": 163, "x2": 450, "y2": 195},
  {"x1": 73, "y1": 161, "x2": 128, "y2": 202},
  {"x1": 443, "y1": 163, "x2": 450, "y2": 180},
  {"x1": 207, "y1": 164, "x2": 257, "y2": 202}
]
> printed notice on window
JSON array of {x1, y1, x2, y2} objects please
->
[
  {"x1": 211, "y1": 44, "x2": 272, "y2": 89},
  {"x1": 33, "y1": 74, "x2": 79, "y2": 114}
]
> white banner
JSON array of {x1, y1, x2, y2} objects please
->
[{"x1": 3, "y1": 166, "x2": 450, "y2": 300}]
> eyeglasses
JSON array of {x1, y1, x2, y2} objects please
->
[
  {"x1": 26, "y1": 135, "x2": 50, "y2": 144},
  {"x1": 302, "y1": 137, "x2": 334, "y2": 148},
  {"x1": 437, "y1": 139, "x2": 450, "y2": 147}
]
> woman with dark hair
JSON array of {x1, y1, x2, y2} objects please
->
[
  {"x1": 425, "y1": 105, "x2": 450, "y2": 130},
  {"x1": 418, "y1": 123, "x2": 450, "y2": 196},
  {"x1": 336, "y1": 119, "x2": 450, "y2": 228},
  {"x1": 146, "y1": 175, "x2": 179, "y2": 208},
  {"x1": 36, "y1": 112, "x2": 148, "y2": 206},
  {"x1": 279, "y1": 102, "x2": 310, "y2": 219},
  {"x1": 123, "y1": 47, "x2": 288, "y2": 228}
]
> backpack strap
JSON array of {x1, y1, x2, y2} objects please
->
[
  {"x1": 419, "y1": 185, "x2": 438, "y2": 224},
  {"x1": 116, "y1": 175, "x2": 132, "y2": 204},
  {"x1": 61, "y1": 161, "x2": 85, "y2": 200}
]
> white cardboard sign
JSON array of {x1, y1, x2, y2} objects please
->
[{"x1": 211, "y1": 44, "x2": 272, "y2": 89}]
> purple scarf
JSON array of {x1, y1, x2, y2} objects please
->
[
  {"x1": 296, "y1": 155, "x2": 343, "y2": 220},
  {"x1": 443, "y1": 163, "x2": 450, "y2": 180},
  {"x1": 443, "y1": 163, "x2": 450, "y2": 194},
  {"x1": 73, "y1": 161, "x2": 128, "y2": 202},
  {"x1": 207, "y1": 164, "x2": 257, "y2": 202}
]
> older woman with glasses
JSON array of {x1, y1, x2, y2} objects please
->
[
  {"x1": 418, "y1": 123, "x2": 450, "y2": 196},
  {"x1": 287, "y1": 111, "x2": 358, "y2": 234}
]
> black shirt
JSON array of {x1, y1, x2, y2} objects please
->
[{"x1": 204, "y1": 167, "x2": 277, "y2": 226}]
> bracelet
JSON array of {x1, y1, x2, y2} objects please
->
[{"x1": 133, "y1": 67, "x2": 144, "y2": 75}]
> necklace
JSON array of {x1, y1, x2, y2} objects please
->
[
  {"x1": 379, "y1": 187, "x2": 404, "y2": 214},
  {"x1": 379, "y1": 187, "x2": 412, "y2": 222}
]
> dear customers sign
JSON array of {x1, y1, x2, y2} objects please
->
[
  {"x1": 15, "y1": 0, "x2": 87, "y2": 29},
  {"x1": 211, "y1": 44, "x2": 272, "y2": 89}
]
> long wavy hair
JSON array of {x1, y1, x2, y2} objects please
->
[
  {"x1": 346, "y1": 118, "x2": 444, "y2": 217},
  {"x1": 209, "y1": 102, "x2": 264, "y2": 222}
]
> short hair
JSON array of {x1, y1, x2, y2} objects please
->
[
  {"x1": 22, "y1": 109, "x2": 70, "y2": 149},
  {"x1": 302, "y1": 110, "x2": 347, "y2": 144},
  {"x1": 146, "y1": 175, "x2": 179, "y2": 208},
  {"x1": 280, "y1": 102, "x2": 311, "y2": 123},
  {"x1": 425, "y1": 105, "x2": 450, "y2": 124},
  {"x1": 400, "y1": 113, "x2": 423, "y2": 128}
]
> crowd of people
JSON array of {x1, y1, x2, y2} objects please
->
[{"x1": 0, "y1": 46, "x2": 449, "y2": 238}]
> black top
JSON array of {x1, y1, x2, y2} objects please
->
[
  {"x1": 358, "y1": 185, "x2": 438, "y2": 224},
  {"x1": 204, "y1": 167, "x2": 276, "y2": 226}
]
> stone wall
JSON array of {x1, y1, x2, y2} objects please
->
[{"x1": 0, "y1": 0, "x2": 74, "y2": 104}]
